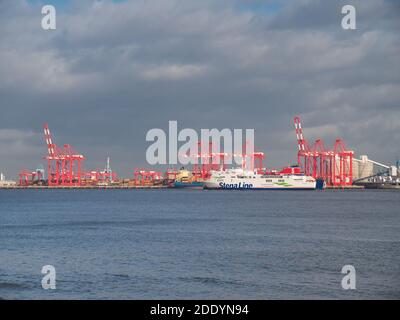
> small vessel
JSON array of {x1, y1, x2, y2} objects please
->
[
  {"x1": 172, "y1": 168, "x2": 204, "y2": 189},
  {"x1": 357, "y1": 182, "x2": 400, "y2": 190},
  {"x1": 173, "y1": 181, "x2": 204, "y2": 189},
  {"x1": 203, "y1": 166, "x2": 318, "y2": 190}
]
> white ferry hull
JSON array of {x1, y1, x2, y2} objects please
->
[
  {"x1": 203, "y1": 171, "x2": 317, "y2": 190},
  {"x1": 204, "y1": 184, "x2": 316, "y2": 190}
]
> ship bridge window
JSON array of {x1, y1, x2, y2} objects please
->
[
  {"x1": 278, "y1": 179, "x2": 285, "y2": 182},
  {"x1": 265, "y1": 179, "x2": 273, "y2": 182}
]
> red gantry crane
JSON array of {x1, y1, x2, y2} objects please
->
[
  {"x1": 293, "y1": 116, "x2": 354, "y2": 187},
  {"x1": 43, "y1": 123, "x2": 85, "y2": 186},
  {"x1": 18, "y1": 169, "x2": 44, "y2": 186},
  {"x1": 133, "y1": 168, "x2": 163, "y2": 186}
]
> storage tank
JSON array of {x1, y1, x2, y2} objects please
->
[
  {"x1": 390, "y1": 166, "x2": 398, "y2": 177},
  {"x1": 358, "y1": 155, "x2": 373, "y2": 179},
  {"x1": 352, "y1": 160, "x2": 360, "y2": 180}
]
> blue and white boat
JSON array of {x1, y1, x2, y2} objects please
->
[{"x1": 173, "y1": 181, "x2": 204, "y2": 189}]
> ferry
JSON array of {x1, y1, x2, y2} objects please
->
[{"x1": 203, "y1": 166, "x2": 319, "y2": 190}]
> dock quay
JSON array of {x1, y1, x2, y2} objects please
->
[
  {"x1": 0, "y1": 185, "x2": 168, "y2": 190},
  {"x1": 324, "y1": 185, "x2": 365, "y2": 190}
]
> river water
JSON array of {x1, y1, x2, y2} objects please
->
[{"x1": 0, "y1": 189, "x2": 399, "y2": 299}]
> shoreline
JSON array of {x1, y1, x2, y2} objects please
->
[
  {"x1": 2, "y1": 185, "x2": 400, "y2": 190},
  {"x1": 0, "y1": 185, "x2": 168, "y2": 190}
]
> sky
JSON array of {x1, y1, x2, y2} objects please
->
[{"x1": 0, "y1": 0, "x2": 399, "y2": 178}]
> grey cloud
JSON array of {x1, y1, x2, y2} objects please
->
[{"x1": 0, "y1": 0, "x2": 399, "y2": 178}]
